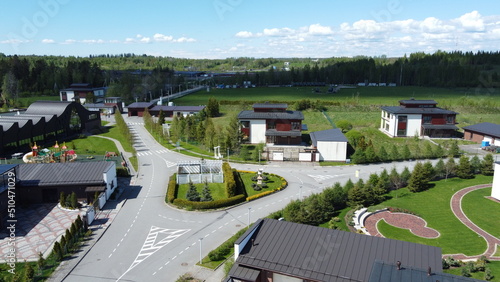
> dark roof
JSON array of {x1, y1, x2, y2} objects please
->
[
  {"x1": 310, "y1": 129, "x2": 348, "y2": 146},
  {"x1": 421, "y1": 124, "x2": 459, "y2": 130},
  {"x1": 265, "y1": 129, "x2": 302, "y2": 137},
  {"x1": 381, "y1": 106, "x2": 457, "y2": 115},
  {"x1": 232, "y1": 218, "x2": 442, "y2": 282},
  {"x1": 462, "y1": 122, "x2": 500, "y2": 138},
  {"x1": 17, "y1": 162, "x2": 114, "y2": 187},
  {"x1": 84, "y1": 103, "x2": 115, "y2": 109},
  {"x1": 399, "y1": 99, "x2": 437, "y2": 105},
  {"x1": 253, "y1": 103, "x2": 288, "y2": 109},
  {"x1": 150, "y1": 105, "x2": 205, "y2": 112},
  {"x1": 238, "y1": 110, "x2": 304, "y2": 120},
  {"x1": 126, "y1": 102, "x2": 155, "y2": 109},
  {"x1": 0, "y1": 164, "x2": 17, "y2": 175},
  {"x1": 228, "y1": 264, "x2": 261, "y2": 281},
  {"x1": 61, "y1": 83, "x2": 104, "y2": 91},
  {"x1": 368, "y1": 260, "x2": 483, "y2": 282},
  {"x1": 24, "y1": 101, "x2": 73, "y2": 117}
]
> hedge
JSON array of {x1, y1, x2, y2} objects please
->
[
  {"x1": 247, "y1": 190, "x2": 275, "y2": 201},
  {"x1": 166, "y1": 174, "x2": 178, "y2": 203},
  {"x1": 173, "y1": 194, "x2": 245, "y2": 210},
  {"x1": 223, "y1": 163, "x2": 236, "y2": 197}
]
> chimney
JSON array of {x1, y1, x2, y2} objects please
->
[
  {"x1": 251, "y1": 239, "x2": 255, "y2": 246},
  {"x1": 427, "y1": 266, "x2": 432, "y2": 276},
  {"x1": 396, "y1": 261, "x2": 401, "y2": 270}
]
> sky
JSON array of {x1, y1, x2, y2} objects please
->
[{"x1": 1, "y1": 0, "x2": 500, "y2": 59}]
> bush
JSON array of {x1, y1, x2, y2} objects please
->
[
  {"x1": 166, "y1": 175, "x2": 178, "y2": 203},
  {"x1": 223, "y1": 163, "x2": 237, "y2": 197},
  {"x1": 247, "y1": 190, "x2": 274, "y2": 201},
  {"x1": 173, "y1": 194, "x2": 245, "y2": 210}
]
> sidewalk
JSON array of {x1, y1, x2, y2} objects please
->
[{"x1": 46, "y1": 176, "x2": 132, "y2": 282}]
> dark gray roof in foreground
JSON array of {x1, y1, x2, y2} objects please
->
[
  {"x1": 368, "y1": 260, "x2": 483, "y2": 282},
  {"x1": 0, "y1": 164, "x2": 17, "y2": 175},
  {"x1": 421, "y1": 124, "x2": 459, "y2": 130},
  {"x1": 381, "y1": 106, "x2": 457, "y2": 115},
  {"x1": 17, "y1": 161, "x2": 114, "y2": 187},
  {"x1": 238, "y1": 110, "x2": 304, "y2": 120},
  {"x1": 253, "y1": 103, "x2": 288, "y2": 109},
  {"x1": 234, "y1": 218, "x2": 442, "y2": 282},
  {"x1": 228, "y1": 264, "x2": 261, "y2": 281},
  {"x1": 462, "y1": 122, "x2": 500, "y2": 138},
  {"x1": 310, "y1": 128, "x2": 348, "y2": 146},
  {"x1": 399, "y1": 99, "x2": 437, "y2": 105},
  {"x1": 150, "y1": 105, "x2": 205, "y2": 112},
  {"x1": 126, "y1": 102, "x2": 155, "y2": 109}
]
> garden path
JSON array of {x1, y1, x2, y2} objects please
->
[{"x1": 364, "y1": 211, "x2": 440, "y2": 238}]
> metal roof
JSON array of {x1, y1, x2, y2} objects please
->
[
  {"x1": 24, "y1": 101, "x2": 73, "y2": 117},
  {"x1": 228, "y1": 264, "x2": 261, "y2": 281},
  {"x1": 253, "y1": 103, "x2": 288, "y2": 109},
  {"x1": 421, "y1": 124, "x2": 459, "y2": 130},
  {"x1": 17, "y1": 161, "x2": 114, "y2": 187},
  {"x1": 126, "y1": 102, "x2": 155, "y2": 109},
  {"x1": 232, "y1": 218, "x2": 442, "y2": 282},
  {"x1": 462, "y1": 122, "x2": 500, "y2": 138},
  {"x1": 368, "y1": 260, "x2": 483, "y2": 282},
  {"x1": 310, "y1": 129, "x2": 348, "y2": 146},
  {"x1": 399, "y1": 99, "x2": 437, "y2": 105},
  {"x1": 381, "y1": 106, "x2": 457, "y2": 115},
  {"x1": 150, "y1": 105, "x2": 206, "y2": 112},
  {"x1": 265, "y1": 129, "x2": 302, "y2": 137},
  {"x1": 0, "y1": 164, "x2": 17, "y2": 175},
  {"x1": 238, "y1": 110, "x2": 304, "y2": 120}
]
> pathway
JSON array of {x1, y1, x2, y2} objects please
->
[
  {"x1": 364, "y1": 211, "x2": 440, "y2": 238},
  {"x1": 447, "y1": 184, "x2": 499, "y2": 260}
]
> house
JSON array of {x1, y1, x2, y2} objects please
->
[
  {"x1": 462, "y1": 122, "x2": 500, "y2": 146},
  {"x1": 238, "y1": 103, "x2": 304, "y2": 145},
  {"x1": 227, "y1": 218, "x2": 443, "y2": 282},
  {"x1": 126, "y1": 102, "x2": 205, "y2": 118},
  {"x1": 59, "y1": 83, "x2": 105, "y2": 104},
  {"x1": 16, "y1": 161, "x2": 117, "y2": 205},
  {"x1": 84, "y1": 97, "x2": 124, "y2": 115},
  {"x1": 492, "y1": 162, "x2": 500, "y2": 201},
  {"x1": 309, "y1": 128, "x2": 348, "y2": 162},
  {"x1": 380, "y1": 99, "x2": 458, "y2": 138},
  {"x1": 126, "y1": 102, "x2": 155, "y2": 117}
]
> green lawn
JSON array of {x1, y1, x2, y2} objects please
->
[
  {"x1": 100, "y1": 124, "x2": 136, "y2": 153},
  {"x1": 67, "y1": 136, "x2": 119, "y2": 155},
  {"x1": 371, "y1": 175, "x2": 493, "y2": 256},
  {"x1": 239, "y1": 172, "x2": 283, "y2": 197},
  {"x1": 177, "y1": 182, "x2": 227, "y2": 201},
  {"x1": 444, "y1": 261, "x2": 500, "y2": 281},
  {"x1": 462, "y1": 187, "x2": 500, "y2": 238}
]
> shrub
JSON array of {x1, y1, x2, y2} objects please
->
[
  {"x1": 166, "y1": 175, "x2": 178, "y2": 203},
  {"x1": 247, "y1": 191, "x2": 274, "y2": 201},
  {"x1": 223, "y1": 163, "x2": 237, "y2": 197},
  {"x1": 173, "y1": 194, "x2": 245, "y2": 210}
]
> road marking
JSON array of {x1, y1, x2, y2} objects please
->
[{"x1": 117, "y1": 226, "x2": 189, "y2": 281}]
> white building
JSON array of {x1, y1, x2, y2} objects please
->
[
  {"x1": 492, "y1": 162, "x2": 500, "y2": 201},
  {"x1": 309, "y1": 128, "x2": 348, "y2": 162},
  {"x1": 60, "y1": 83, "x2": 106, "y2": 104}
]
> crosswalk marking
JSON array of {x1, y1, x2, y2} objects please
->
[
  {"x1": 155, "y1": 149, "x2": 170, "y2": 154},
  {"x1": 137, "y1": 151, "x2": 153, "y2": 156},
  {"x1": 308, "y1": 174, "x2": 338, "y2": 182},
  {"x1": 164, "y1": 161, "x2": 176, "y2": 168},
  {"x1": 127, "y1": 122, "x2": 144, "y2": 125}
]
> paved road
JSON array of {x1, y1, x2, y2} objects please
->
[{"x1": 65, "y1": 116, "x2": 441, "y2": 281}]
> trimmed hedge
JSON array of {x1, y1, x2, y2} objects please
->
[
  {"x1": 173, "y1": 194, "x2": 245, "y2": 210},
  {"x1": 223, "y1": 163, "x2": 236, "y2": 197},
  {"x1": 166, "y1": 174, "x2": 178, "y2": 203},
  {"x1": 247, "y1": 190, "x2": 274, "y2": 201}
]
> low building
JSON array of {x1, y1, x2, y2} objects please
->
[
  {"x1": 310, "y1": 128, "x2": 348, "y2": 162},
  {"x1": 462, "y1": 122, "x2": 500, "y2": 146},
  {"x1": 380, "y1": 99, "x2": 458, "y2": 138},
  {"x1": 60, "y1": 83, "x2": 105, "y2": 104},
  {"x1": 227, "y1": 218, "x2": 443, "y2": 282},
  {"x1": 16, "y1": 161, "x2": 117, "y2": 205},
  {"x1": 149, "y1": 105, "x2": 205, "y2": 118},
  {"x1": 238, "y1": 103, "x2": 304, "y2": 145}
]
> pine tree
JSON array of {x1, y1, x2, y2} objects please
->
[
  {"x1": 390, "y1": 144, "x2": 400, "y2": 161},
  {"x1": 378, "y1": 146, "x2": 388, "y2": 162},
  {"x1": 389, "y1": 167, "x2": 402, "y2": 189},
  {"x1": 422, "y1": 161, "x2": 435, "y2": 182},
  {"x1": 445, "y1": 157, "x2": 456, "y2": 179},
  {"x1": 456, "y1": 155, "x2": 474, "y2": 179},
  {"x1": 65, "y1": 229, "x2": 73, "y2": 250},
  {"x1": 448, "y1": 140, "x2": 460, "y2": 157},
  {"x1": 37, "y1": 252, "x2": 45, "y2": 274},
  {"x1": 433, "y1": 144, "x2": 445, "y2": 158},
  {"x1": 347, "y1": 183, "x2": 366, "y2": 207},
  {"x1": 407, "y1": 162, "x2": 429, "y2": 192},
  {"x1": 59, "y1": 191, "x2": 65, "y2": 208},
  {"x1": 351, "y1": 148, "x2": 367, "y2": 164},
  {"x1": 365, "y1": 146, "x2": 379, "y2": 163},
  {"x1": 402, "y1": 144, "x2": 411, "y2": 160},
  {"x1": 424, "y1": 142, "x2": 434, "y2": 159},
  {"x1": 70, "y1": 192, "x2": 78, "y2": 209},
  {"x1": 481, "y1": 154, "x2": 494, "y2": 176},
  {"x1": 470, "y1": 155, "x2": 481, "y2": 174},
  {"x1": 434, "y1": 158, "x2": 445, "y2": 179},
  {"x1": 157, "y1": 109, "x2": 165, "y2": 125},
  {"x1": 53, "y1": 241, "x2": 63, "y2": 261},
  {"x1": 400, "y1": 167, "x2": 411, "y2": 187},
  {"x1": 206, "y1": 96, "x2": 219, "y2": 117},
  {"x1": 201, "y1": 181, "x2": 213, "y2": 202},
  {"x1": 186, "y1": 181, "x2": 201, "y2": 202},
  {"x1": 343, "y1": 179, "x2": 354, "y2": 193}
]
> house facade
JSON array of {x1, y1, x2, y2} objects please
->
[
  {"x1": 309, "y1": 128, "x2": 348, "y2": 162},
  {"x1": 462, "y1": 122, "x2": 500, "y2": 145},
  {"x1": 60, "y1": 83, "x2": 105, "y2": 104},
  {"x1": 238, "y1": 103, "x2": 304, "y2": 145},
  {"x1": 380, "y1": 99, "x2": 458, "y2": 138}
]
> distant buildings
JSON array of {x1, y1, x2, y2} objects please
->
[
  {"x1": 126, "y1": 102, "x2": 205, "y2": 118},
  {"x1": 380, "y1": 99, "x2": 458, "y2": 138},
  {"x1": 463, "y1": 122, "x2": 500, "y2": 146},
  {"x1": 59, "y1": 83, "x2": 105, "y2": 104}
]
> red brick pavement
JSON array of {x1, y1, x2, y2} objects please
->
[{"x1": 364, "y1": 211, "x2": 440, "y2": 238}]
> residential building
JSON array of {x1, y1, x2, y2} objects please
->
[
  {"x1": 380, "y1": 99, "x2": 458, "y2": 138},
  {"x1": 309, "y1": 128, "x2": 348, "y2": 162},
  {"x1": 462, "y1": 122, "x2": 500, "y2": 145},
  {"x1": 238, "y1": 103, "x2": 304, "y2": 145},
  {"x1": 227, "y1": 218, "x2": 443, "y2": 282},
  {"x1": 59, "y1": 83, "x2": 105, "y2": 104},
  {"x1": 126, "y1": 102, "x2": 205, "y2": 118}
]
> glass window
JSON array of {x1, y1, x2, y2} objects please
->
[
  {"x1": 399, "y1": 116, "x2": 407, "y2": 123},
  {"x1": 423, "y1": 116, "x2": 432, "y2": 124}
]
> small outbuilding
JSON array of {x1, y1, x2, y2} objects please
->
[
  {"x1": 309, "y1": 128, "x2": 348, "y2": 162},
  {"x1": 463, "y1": 122, "x2": 500, "y2": 146}
]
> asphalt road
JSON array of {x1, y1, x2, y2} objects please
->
[{"x1": 65, "y1": 116, "x2": 438, "y2": 282}]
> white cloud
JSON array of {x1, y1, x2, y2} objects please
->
[
  {"x1": 140, "y1": 37, "x2": 151, "y2": 43},
  {"x1": 457, "y1": 11, "x2": 485, "y2": 32},
  {"x1": 175, "y1": 37, "x2": 196, "y2": 43},
  {"x1": 308, "y1": 24, "x2": 333, "y2": 35},
  {"x1": 153, "y1": 33, "x2": 173, "y2": 42},
  {"x1": 263, "y1": 27, "x2": 293, "y2": 36},
  {"x1": 62, "y1": 39, "x2": 76, "y2": 44},
  {"x1": 41, "y1": 39, "x2": 55, "y2": 44},
  {"x1": 235, "y1": 31, "x2": 254, "y2": 38}
]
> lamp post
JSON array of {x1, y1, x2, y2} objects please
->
[
  {"x1": 299, "y1": 185, "x2": 302, "y2": 199},
  {"x1": 199, "y1": 238, "x2": 203, "y2": 264},
  {"x1": 247, "y1": 207, "x2": 251, "y2": 227},
  {"x1": 258, "y1": 149, "x2": 261, "y2": 164}
]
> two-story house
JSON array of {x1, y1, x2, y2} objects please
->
[
  {"x1": 238, "y1": 103, "x2": 304, "y2": 145},
  {"x1": 380, "y1": 99, "x2": 458, "y2": 138},
  {"x1": 60, "y1": 83, "x2": 105, "y2": 104}
]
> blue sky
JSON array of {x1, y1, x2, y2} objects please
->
[{"x1": 2, "y1": 0, "x2": 500, "y2": 58}]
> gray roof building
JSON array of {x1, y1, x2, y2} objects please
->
[
  {"x1": 463, "y1": 122, "x2": 500, "y2": 138},
  {"x1": 237, "y1": 110, "x2": 304, "y2": 120},
  {"x1": 380, "y1": 106, "x2": 457, "y2": 115},
  {"x1": 228, "y1": 218, "x2": 442, "y2": 282},
  {"x1": 310, "y1": 128, "x2": 348, "y2": 146}
]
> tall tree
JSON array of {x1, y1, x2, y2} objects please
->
[
  {"x1": 480, "y1": 154, "x2": 494, "y2": 176},
  {"x1": 456, "y1": 155, "x2": 474, "y2": 179},
  {"x1": 407, "y1": 162, "x2": 429, "y2": 192},
  {"x1": 186, "y1": 181, "x2": 201, "y2": 202},
  {"x1": 206, "y1": 96, "x2": 220, "y2": 117},
  {"x1": 444, "y1": 157, "x2": 456, "y2": 180}
]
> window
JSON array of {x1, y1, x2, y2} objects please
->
[
  {"x1": 241, "y1": 121, "x2": 250, "y2": 128},
  {"x1": 399, "y1": 116, "x2": 407, "y2": 123},
  {"x1": 423, "y1": 116, "x2": 432, "y2": 124},
  {"x1": 267, "y1": 121, "x2": 276, "y2": 129},
  {"x1": 447, "y1": 116, "x2": 454, "y2": 124},
  {"x1": 385, "y1": 123, "x2": 389, "y2": 131},
  {"x1": 291, "y1": 122, "x2": 300, "y2": 130}
]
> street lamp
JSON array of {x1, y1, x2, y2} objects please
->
[
  {"x1": 299, "y1": 185, "x2": 302, "y2": 199},
  {"x1": 258, "y1": 149, "x2": 261, "y2": 164},
  {"x1": 247, "y1": 207, "x2": 251, "y2": 227},
  {"x1": 199, "y1": 238, "x2": 203, "y2": 264}
]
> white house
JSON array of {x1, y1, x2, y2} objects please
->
[
  {"x1": 60, "y1": 83, "x2": 105, "y2": 104},
  {"x1": 310, "y1": 128, "x2": 348, "y2": 162},
  {"x1": 380, "y1": 99, "x2": 458, "y2": 138},
  {"x1": 492, "y1": 162, "x2": 500, "y2": 201}
]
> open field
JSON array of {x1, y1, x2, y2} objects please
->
[{"x1": 372, "y1": 175, "x2": 494, "y2": 256}]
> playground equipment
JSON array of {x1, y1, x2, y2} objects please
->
[{"x1": 23, "y1": 141, "x2": 77, "y2": 163}]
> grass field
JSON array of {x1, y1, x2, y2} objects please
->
[
  {"x1": 372, "y1": 175, "x2": 493, "y2": 256},
  {"x1": 239, "y1": 172, "x2": 283, "y2": 197},
  {"x1": 177, "y1": 182, "x2": 227, "y2": 201},
  {"x1": 461, "y1": 187, "x2": 500, "y2": 238}
]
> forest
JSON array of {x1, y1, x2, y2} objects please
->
[{"x1": 1, "y1": 50, "x2": 499, "y2": 106}]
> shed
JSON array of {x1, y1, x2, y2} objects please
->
[
  {"x1": 310, "y1": 128, "x2": 348, "y2": 162},
  {"x1": 462, "y1": 122, "x2": 500, "y2": 145}
]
